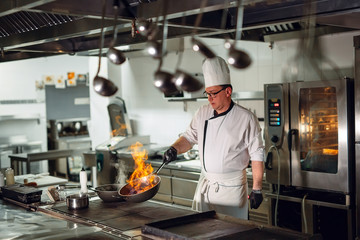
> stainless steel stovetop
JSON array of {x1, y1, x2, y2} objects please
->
[{"x1": 46, "y1": 198, "x2": 194, "y2": 239}]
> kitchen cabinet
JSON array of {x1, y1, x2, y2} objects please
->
[
  {"x1": 172, "y1": 170, "x2": 199, "y2": 207},
  {"x1": 151, "y1": 162, "x2": 200, "y2": 208}
]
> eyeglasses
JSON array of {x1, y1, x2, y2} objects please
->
[{"x1": 203, "y1": 87, "x2": 227, "y2": 98}]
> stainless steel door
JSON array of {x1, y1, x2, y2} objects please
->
[
  {"x1": 290, "y1": 79, "x2": 351, "y2": 193},
  {"x1": 353, "y1": 34, "x2": 360, "y2": 238}
]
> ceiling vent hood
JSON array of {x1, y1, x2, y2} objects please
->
[{"x1": 0, "y1": 0, "x2": 360, "y2": 62}]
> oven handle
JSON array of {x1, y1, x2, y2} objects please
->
[{"x1": 288, "y1": 129, "x2": 298, "y2": 151}]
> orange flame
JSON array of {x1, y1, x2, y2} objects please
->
[
  {"x1": 111, "y1": 116, "x2": 128, "y2": 137},
  {"x1": 127, "y1": 142, "x2": 156, "y2": 194}
]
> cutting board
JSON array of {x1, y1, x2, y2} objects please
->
[{"x1": 15, "y1": 174, "x2": 68, "y2": 187}]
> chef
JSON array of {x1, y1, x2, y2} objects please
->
[{"x1": 163, "y1": 56, "x2": 264, "y2": 219}]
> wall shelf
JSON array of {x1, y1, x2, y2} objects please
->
[
  {"x1": 0, "y1": 114, "x2": 41, "y2": 124},
  {"x1": 232, "y1": 91, "x2": 264, "y2": 100},
  {"x1": 196, "y1": 91, "x2": 264, "y2": 101},
  {"x1": 167, "y1": 91, "x2": 264, "y2": 102}
]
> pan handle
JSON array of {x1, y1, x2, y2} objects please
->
[
  {"x1": 154, "y1": 162, "x2": 166, "y2": 175},
  {"x1": 88, "y1": 186, "x2": 98, "y2": 192}
]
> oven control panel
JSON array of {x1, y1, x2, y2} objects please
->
[
  {"x1": 265, "y1": 84, "x2": 285, "y2": 146},
  {"x1": 268, "y1": 98, "x2": 281, "y2": 127}
]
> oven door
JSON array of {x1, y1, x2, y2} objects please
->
[{"x1": 290, "y1": 78, "x2": 353, "y2": 193}]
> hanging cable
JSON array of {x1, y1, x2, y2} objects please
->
[
  {"x1": 266, "y1": 142, "x2": 281, "y2": 227},
  {"x1": 301, "y1": 193, "x2": 308, "y2": 233}
]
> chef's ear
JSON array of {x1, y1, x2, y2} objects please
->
[{"x1": 226, "y1": 86, "x2": 232, "y2": 96}]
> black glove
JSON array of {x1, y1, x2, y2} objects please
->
[
  {"x1": 249, "y1": 190, "x2": 263, "y2": 209},
  {"x1": 163, "y1": 146, "x2": 177, "y2": 164}
]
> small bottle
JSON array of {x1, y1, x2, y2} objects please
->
[
  {"x1": 0, "y1": 172, "x2": 4, "y2": 187},
  {"x1": 91, "y1": 166, "x2": 98, "y2": 188},
  {"x1": 5, "y1": 168, "x2": 15, "y2": 185},
  {"x1": 79, "y1": 167, "x2": 88, "y2": 194}
]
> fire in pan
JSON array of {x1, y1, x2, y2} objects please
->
[{"x1": 119, "y1": 142, "x2": 165, "y2": 203}]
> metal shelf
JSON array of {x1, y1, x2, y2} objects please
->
[
  {"x1": 232, "y1": 91, "x2": 264, "y2": 100},
  {"x1": 167, "y1": 91, "x2": 264, "y2": 102},
  {"x1": 196, "y1": 91, "x2": 264, "y2": 101},
  {"x1": 0, "y1": 114, "x2": 41, "y2": 124}
]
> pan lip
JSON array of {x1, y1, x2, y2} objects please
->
[
  {"x1": 118, "y1": 174, "x2": 161, "y2": 197},
  {"x1": 93, "y1": 183, "x2": 125, "y2": 202},
  {"x1": 95, "y1": 183, "x2": 123, "y2": 192}
]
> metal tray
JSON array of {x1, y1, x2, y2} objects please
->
[
  {"x1": 141, "y1": 211, "x2": 255, "y2": 239},
  {"x1": 141, "y1": 210, "x2": 318, "y2": 240}
]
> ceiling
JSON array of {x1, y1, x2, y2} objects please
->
[{"x1": 1, "y1": 0, "x2": 360, "y2": 62}]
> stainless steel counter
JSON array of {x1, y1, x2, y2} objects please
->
[
  {"x1": 148, "y1": 159, "x2": 201, "y2": 173},
  {"x1": 0, "y1": 196, "x2": 318, "y2": 240},
  {"x1": 0, "y1": 198, "x2": 120, "y2": 239}
]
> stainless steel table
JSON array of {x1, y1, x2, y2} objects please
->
[{"x1": 9, "y1": 149, "x2": 74, "y2": 175}]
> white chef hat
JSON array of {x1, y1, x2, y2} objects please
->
[{"x1": 202, "y1": 56, "x2": 231, "y2": 88}]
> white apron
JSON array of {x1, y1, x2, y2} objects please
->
[{"x1": 191, "y1": 169, "x2": 248, "y2": 220}]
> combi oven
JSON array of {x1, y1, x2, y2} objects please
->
[{"x1": 264, "y1": 78, "x2": 354, "y2": 194}]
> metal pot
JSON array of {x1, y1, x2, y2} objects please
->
[
  {"x1": 94, "y1": 184, "x2": 124, "y2": 202},
  {"x1": 119, "y1": 175, "x2": 161, "y2": 203},
  {"x1": 66, "y1": 193, "x2": 89, "y2": 210}
]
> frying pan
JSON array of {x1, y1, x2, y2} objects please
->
[
  {"x1": 93, "y1": 184, "x2": 124, "y2": 202},
  {"x1": 119, "y1": 162, "x2": 165, "y2": 203}
]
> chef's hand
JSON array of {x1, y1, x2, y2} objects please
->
[
  {"x1": 249, "y1": 190, "x2": 263, "y2": 209},
  {"x1": 163, "y1": 146, "x2": 177, "y2": 164}
]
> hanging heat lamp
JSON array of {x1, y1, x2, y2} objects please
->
[
  {"x1": 190, "y1": 0, "x2": 216, "y2": 59},
  {"x1": 93, "y1": 0, "x2": 118, "y2": 97},
  {"x1": 225, "y1": 0, "x2": 252, "y2": 69},
  {"x1": 152, "y1": 1, "x2": 179, "y2": 94},
  {"x1": 173, "y1": 40, "x2": 204, "y2": 93},
  {"x1": 106, "y1": 0, "x2": 126, "y2": 65}
]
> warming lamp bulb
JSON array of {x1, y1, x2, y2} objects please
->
[
  {"x1": 148, "y1": 47, "x2": 157, "y2": 56},
  {"x1": 175, "y1": 75, "x2": 184, "y2": 86},
  {"x1": 154, "y1": 80, "x2": 162, "y2": 87},
  {"x1": 139, "y1": 26, "x2": 145, "y2": 32},
  {"x1": 193, "y1": 44, "x2": 200, "y2": 52},
  {"x1": 108, "y1": 53, "x2": 116, "y2": 61},
  {"x1": 224, "y1": 41, "x2": 231, "y2": 49},
  {"x1": 228, "y1": 57, "x2": 235, "y2": 65}
]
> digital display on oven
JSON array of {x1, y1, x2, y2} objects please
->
[{"x1": 268, "y1": 98, "x2": 281, "y2": 126}]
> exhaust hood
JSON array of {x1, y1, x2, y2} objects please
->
[{"x1": 0, "y1": 0, "x2": 360, "y2": 62}]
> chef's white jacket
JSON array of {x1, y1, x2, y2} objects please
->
[{"x1": 183, "y1": 101, "x2": 264, "y2": 173}]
